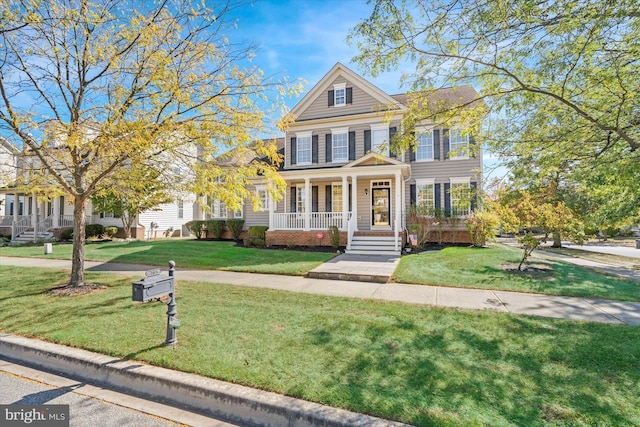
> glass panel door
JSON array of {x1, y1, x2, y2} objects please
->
[{"x1": 372, "y1": 188, "x2": 390, "y2": 226}]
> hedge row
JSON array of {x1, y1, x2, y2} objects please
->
[{"x1": 185, "y1": 219, "x2": 246, "y2": 240}]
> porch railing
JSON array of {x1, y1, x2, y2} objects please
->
[
  {"x1": 60, "y1": 215, "x2": 74, "y2": 228},
  {"x1": 36, "y1": 215, "x2": 53, "y2": 235},
  {"x1": 346, "y1": 210, "x2": 357, "y2": 250},
  {"x1": 271, "y1": 212, "x2": 351, "y2": 230},
  {"x1": 12, "y1": 216, "x2": 32, "y2": 239}
]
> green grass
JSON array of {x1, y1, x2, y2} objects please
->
[
  {"x1": 1, "y1": 265, "x2": 639, "y2": 426},
  {"x1": 0, "y1": 239, "x2": 335, "y2": 275},
  {"x1": 394, "y1": 245, "x2": 640, "y2": 302}
]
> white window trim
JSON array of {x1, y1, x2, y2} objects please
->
[
  {"x1": 370, "y1": 124, "x2": 389, "y2": 156},
  {"x1": 234, "y1": 209, "x2": 243, "y2": 219},
  {"x1": 296, "y1": 184, "x2": 307, "y2": 213},
  {"x1": 331, "y1": 181, "x2": 343, "y2": 213},
  {"x1": 415, "y1": 128, "x2": 435, "y2": 162},
  {"x1": 333, "y1": 82, "x2": 346, "y2": 107},
  {"x1": 450, "y1": 176, "x2": 471, "y2": 185},
  {"x1": 449, "y1": 129, "x2": 470, "y2": 160},
  {"x1": 254, "y1": 185, "x2": 271, "y2": 212},
  {"x1": 331, "y1": 127, "x2": 349, "y2": 163},
  {"x1": 449, "y1": 177, "x2": 472, "y2": 217},
  {"x1": 296, "y1": 131, "x2": 312, "y2": 166},
  {"x1": 415, "y1": 178, "x2": 435, "y2": 216}
]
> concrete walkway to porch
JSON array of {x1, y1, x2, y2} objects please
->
[
  {"x1": 2, "y1": 255, "x2": 640, "y2": 325},
  {"x1": 307, "y1": 253, "x2": 400, "y2": 283}
]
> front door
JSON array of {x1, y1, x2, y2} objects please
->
[{"x1": 371, "y1": 188, "x2": 390, "y2": 227}]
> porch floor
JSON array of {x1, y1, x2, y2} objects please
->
[{"x1": 307, "y1": 253, "x2": 400, "y2": 283}]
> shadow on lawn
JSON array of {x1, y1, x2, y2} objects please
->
[{"x1": 304, "y1": 314, "x2": 639, "y2": 426}]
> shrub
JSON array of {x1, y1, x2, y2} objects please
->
[
  {"x1": 103, "y1": 226, "x2": 119, "y2": 238},
  {"x1": 60, "y1": 228, "x2": 74, "y2": 240},
  {"x1": 226, "y1": 219, "x2": 245, "y2": 240},
  {"x1": 206, "y1": 220, "x2": 226, "y2": 239},
  {"x1": 185, "y1": 220, "x2": 206, "y2": 239},
  {"x1": 466, "y1": 211, "x2": 499, "y2": 247},
  {"x1": 328, "y1": 225, "x2": 340, "y2": 249},
  {"x1": 85, "y1": 224, "x2": 104, "y2": 238},
  {"x1": 243, "y1": 236, "x2": 265, "y2": 247},
  {"x1": 248, "y1": 225, "x2": 268, "y2": 240}
]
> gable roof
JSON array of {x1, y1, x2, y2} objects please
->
[
  {"x1": 344, "y1": 152, "x2": 407, "y2": 168},
  {"x1": 289, "y1": 62, "x2": 405, "y2": 118},
  {"x1": 391, "y1": 85, "x2": 482, "y2": 110}
]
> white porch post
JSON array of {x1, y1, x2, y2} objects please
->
[
  {"x1": 351, "y1": 176, "x2": 358, "y2": 231},
  {"x1": 13, "y1": 193, "x2": 19, "y2": 222},
  {"x1": 304, "y1": 177, "x2": 310, "y2": 231},
  {"x1": 31, "y1": 194, "x2": 37, "y2": 242},
  {"x1": 341, "y1": 175, "x2": 348, "y2": 230},
  {"x1": 53, "y1": 196, "x2": 60, "y2": 228},
  {"x1": 394, "y1": 172, "x2": 402, "y2": 251}
]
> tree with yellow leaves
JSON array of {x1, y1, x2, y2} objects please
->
[{"x1": 0, "y1": 0, "x2": 300, "y2": 287}]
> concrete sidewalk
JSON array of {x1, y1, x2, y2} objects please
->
[{"x1": 2, "y1": 256, "x2": 639, "y2": 325}]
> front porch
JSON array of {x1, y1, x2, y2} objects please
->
[{"x1": 264, "y1": 154, "x2": 411, "y2": 254}]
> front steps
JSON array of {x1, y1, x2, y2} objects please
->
[
  {"x1": 346, "y1": 233, "x2": 402, "y2": 256},
  {"x1": 13, "y1": 231, "x2": 54, "y2": 243}
]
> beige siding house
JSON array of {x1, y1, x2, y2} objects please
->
[{"x1": 247, "y1": 63, "x2": 483, "y2": 255}]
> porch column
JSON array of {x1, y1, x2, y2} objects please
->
[
  {"x1": 31, "y1": 194, "x2": 37, "y2": 242},
  {"x1": 341, "y1": 175, "x2": 348, "y2": 230},
  {"x1": 304, "y1": 177, "x2": 310, "y2": 231},
  {"x1": 394, "y1": 172, "x2": 402, "y2": 251},
  {"x1": 13, "y1": 193, "x2": 19, "y2": 222},
  {"x1": 351, "y1": 176, "x2": 358, "y2": 231},
  {"x1": 53, "y1": 196, "x2": 60, "y2": 228}
]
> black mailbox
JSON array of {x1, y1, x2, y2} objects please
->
[{"x1": 132, "y1": 273, "x2": 174, "y2": 302}]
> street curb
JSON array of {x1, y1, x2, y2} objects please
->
[{"x1": 0, "y1": 333, "x2": 409, "y2": 427}]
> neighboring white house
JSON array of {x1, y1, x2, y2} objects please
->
[{"x1": 0, "y1": 137, "x2": 18, "y2": 218}]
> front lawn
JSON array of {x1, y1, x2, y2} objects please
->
[
  {"x1": 394, "y1": 245, "x2": 640, "y2": 302},
  {"x1": 1, "y1": 265, "x2": 639, "y2": 426},
  {"x1": 0, "y1": 239, "x2": 335, "y2": 276}
]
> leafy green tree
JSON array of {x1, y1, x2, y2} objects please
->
[
  {"x1": 92, "y1": 166, "x2": 173, "y2": 239},
  {"x1": 0, "y1": 0, "x2": 299, "y2": 287}
]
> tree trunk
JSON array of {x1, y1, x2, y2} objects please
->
[
  {"x1": 70, "y1": 195, "x2": 87, "y2": 287},
  {"x1": 552, "y1": 231, "x2": 562, "y2": 248}
]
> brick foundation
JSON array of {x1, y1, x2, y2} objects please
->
[{"x1": 266, "y1": 230, "x2": 347, "y2": 247}]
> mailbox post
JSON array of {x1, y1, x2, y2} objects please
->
[
  {"x1": 165, "y1": 261, "x2": 178, "y2": 346},
  {"x1": 132, "y1": 261, "x2": 179, "y2": 346}
]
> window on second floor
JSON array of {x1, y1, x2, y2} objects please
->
[
  {"x1": 416, "y1": 131, "x2": 434, "y2": 161},
  {"x1": 332, "y1": 130, "x2": 348, "y2": 162},
  {"x1": 449, "y1": 129, "x2": 469, "y2": 159},
  {"x1": 297, "y1": 135, "x2": 312, "y2": 165},
  {"x1": 371, "y1": 125, "x2": 389, "y2": 156}
]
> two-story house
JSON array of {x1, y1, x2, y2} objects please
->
[{"x1": 242, "y1": 63, "x2": 482, "y2": 255}]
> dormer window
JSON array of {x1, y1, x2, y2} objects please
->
[{"x1": 328, "y1": 83, "x2": 352, "y2": 107}]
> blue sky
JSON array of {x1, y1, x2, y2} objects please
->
[{"x1": 228, "y1": 0, "x2": 410, "y2": 109}]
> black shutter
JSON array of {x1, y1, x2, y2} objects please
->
[
  {"x1": 290, "y1": 137, "x2": 297, "y2": 165},
  {"x1": 326, "y1": 134, "x2": 332, "y2": 163},
  {"x1": 290, "y1": 187, "x2": 297, "y2": 212},
  {"x1": 434, "y1": 129, "x2": 440, "y2": 160},
  {"x1": 312, "y1": 186, "x2": 319, "y2": 212},
  {"x1": 470, "y1": 181, "x2": 478, "y2": 212},
  {"x1": 348, "y1": 184, "x2": 352, "y2": 211},
  {"x1": 409, "y1": 132, "x2": 416, "y2": 162},
  {"x1": 435, "y1": 183, "x2": 441, "y2": 212},
  {"x1": 312, "y1": 135, "x2": 318, "y2": 164},
  {"x1": 326, "y1": 185, "x2": 332, "y2": 212},
  {"x1": 410, "y1": 184, "x2": 416, "y2": 206},
  {"x1": 348, "y1": 131, "x2": 356, "y2": 160},
  {"x1": 469, "y1": 134, "x2": 476, "y2": 158},
  {"x1": 444, "y1": 183, "x2": 451, "y2": 215},
  {"x1": 389, "y1": 127, "x2": 397, "y2": 158},
  {"x1": 346, "y1": 87, "x2": 352, "y2": 104},
  {"x1": 364, "y1": 130, "x2": 371, "y2": 153},
  {"x1": 328, "y1": 90, "x2": 334, "y2": 107},
  {"x1": 443, "y1": 129, "x2": 450, "y2": 160}
]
